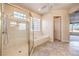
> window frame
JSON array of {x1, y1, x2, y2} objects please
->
[
  {"x1": 13, "y1": 11, "x2": 26, "y2": 20},
  {"x1": 30, "y1": 17, "x2": 41, "y2": 31}
]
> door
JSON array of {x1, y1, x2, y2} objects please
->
[
  {"x1": 2, "y1": 4, "x2": 29, "y2": 56},
  {"x1": 54, "y1": 16, "x2": 61, "y2": 41}
]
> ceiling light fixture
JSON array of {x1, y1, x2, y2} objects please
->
[{"x1": 38, "y1": 8, "x2": 41, "y2": 11}]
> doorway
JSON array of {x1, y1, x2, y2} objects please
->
[{"x1": 54, "y1": 16, "x2": 61, "y2": 41}]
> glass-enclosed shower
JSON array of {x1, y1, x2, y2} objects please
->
[{"x1": 0, "y1": 3, "x2": 35, "y2": 56}]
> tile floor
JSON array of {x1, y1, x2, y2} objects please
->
[{"x1": 31, "y1": 35, "x2": 79, "y2": 56}]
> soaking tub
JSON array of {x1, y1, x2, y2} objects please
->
[{"x1": 33, "y1": 33, "x2": 50, "y2": 47}]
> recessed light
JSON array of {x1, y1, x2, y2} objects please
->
[{"x1": 38, "y1": 8, "x2": 41, "y2": 11}]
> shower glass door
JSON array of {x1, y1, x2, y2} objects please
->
[{"x1": 2, "y1": 4, "x2": 30, "y2": 56}]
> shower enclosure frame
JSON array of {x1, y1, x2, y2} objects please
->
[{"x1": 0, "y1": 3, "x2": 2, "y2": 56}]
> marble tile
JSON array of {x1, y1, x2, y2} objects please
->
[{"x1": 31, "y1": 40, "x2": 79, "y2": 56}]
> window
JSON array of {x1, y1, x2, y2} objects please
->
[
  {"x1": 70, "y1": 23, "x2": 79, "y2": 32},
  {"x1": 19, "y1": 23, "x2": 26, "y2": 30},
  {"x1": 31, "y1": 17, "x2": 40, "y2": 31},
  {"x1": 10, "y1": 22, "x2": 17, "y2": 27},
  {"x1": 13, "y1": 11, "x2": 26, "y2": 20}
]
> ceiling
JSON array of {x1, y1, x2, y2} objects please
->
[{"x1": 14, "y1": 3, "x2": 75, "y2": 15}]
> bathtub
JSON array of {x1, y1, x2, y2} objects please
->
[
  {"x1": 33, "y1": 34, "x2": 50, "y2": 47},
  {"x1": 30, "y1": 32, "x2": 50, "y2": 48}
]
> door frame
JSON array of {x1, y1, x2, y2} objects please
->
[{"x1": 53, "y1": 16, "x2": 62, "y2": 41}]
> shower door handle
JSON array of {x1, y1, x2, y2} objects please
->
[
  {"x1": 2, "y1": 32, "x2": 5, "y2": 34},
  {"x1": 2, "y1": 31, "x2": 7, "y2": 34},
  {"x1": 2, "y1": 31, "x2": 8, "y2": 45}
]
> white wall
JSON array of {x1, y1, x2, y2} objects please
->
[
  {"x1": 52, "y1": 10, "x2": 70, "y2": 42},
  {"x1": 42, "y1": 9, "x2": 70, "y2": 42},
  {"x1": 69, "y1": 4, "x2": 79, "y2": 14},
  {"x1": 42, "y1": 13, "x2": 54, "y2": 42}
]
